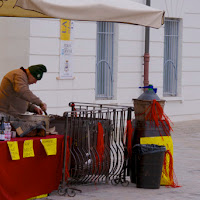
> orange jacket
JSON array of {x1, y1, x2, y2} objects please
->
[{"x1": 0, "y1": 67, "x2": 42, "y2": 116}]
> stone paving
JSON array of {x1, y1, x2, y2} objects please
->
[{"x1": 39, "y1": 120, "x2": 200, "y2": 200}]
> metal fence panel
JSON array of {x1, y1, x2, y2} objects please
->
[{"x1": 57, "y1": 102, "x2": 134, "y2": 196}]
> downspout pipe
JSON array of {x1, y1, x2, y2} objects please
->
[{"x1": 144, "y1": 0, "x2": 150, "y2": 87}]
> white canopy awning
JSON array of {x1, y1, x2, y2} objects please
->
[{"x1": 0, "y1": 0, "x2": 165, "y2": 28}]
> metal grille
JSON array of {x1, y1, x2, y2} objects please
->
[
  {"x1": 163, "y1": 19, "x2": 180, "y2": 96},
  {"x1": 58, "y1": 102, "x2": 134, "y2": 196},
  {"x1": 96, "y1": 22, "x2": 114, "y2": 99}
]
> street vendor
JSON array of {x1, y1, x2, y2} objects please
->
[{"x1": 0, "y1": 64, "x2": 47, "y2": 116}]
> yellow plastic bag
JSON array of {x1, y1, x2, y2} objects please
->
[{"x1": 140, "y1": 136, "x2": 173, "y2": 186}]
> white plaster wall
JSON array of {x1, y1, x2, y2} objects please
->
[
  {"x1": 150, "y1": 0, "x2": 200, "y2": 121},
  {"x1": 29, "y1": 19, "x2": 97, "y2": 115},
  {"x1": 117, "y1": 23, "x2": 145, "y2": 106},
  {"x1": 27, "y1": 0, "x2": 200, "y2": 122},
  {"x1": 114, "y1": 0, "x2": 200, "y2": 122},
  {"x1": 0, "y1": 17, "x2": 29, "y2": 81}
]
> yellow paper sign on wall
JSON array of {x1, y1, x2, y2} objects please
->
[
  {"x1": 23, "y1": 140, "x2": 35, "y2": 158},
  {"x1": 7, "y1": 141, "x2": 20, "y2": 160},
  {"x1": 41, "y1": 138, "x2": 57, "y2": 156},
  {"x1": 60, "y1": 19, "x2": 71, "y2": 41}
]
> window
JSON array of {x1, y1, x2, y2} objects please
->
[
  {"x1": 163, "y1": 18, "x2": 180, "y2": 96},
  {"x1": 96, "y1": 22, "x2": 114, "y2": 99}
]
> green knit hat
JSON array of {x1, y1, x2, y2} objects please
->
[{"x1": 28, "y1": 64, "x2": 47, "y2": 80}]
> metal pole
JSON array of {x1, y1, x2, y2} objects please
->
[{"x1": 144, "y1": 0, "x2": 151, "y2": 87}]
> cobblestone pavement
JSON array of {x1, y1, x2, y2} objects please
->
[{"x1": 40, "y1": 120, "x2": 200, "y2": 200}]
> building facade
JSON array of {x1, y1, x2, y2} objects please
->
[{"x1": 0, "y1": 0, "x2": 199, "y2": 122}]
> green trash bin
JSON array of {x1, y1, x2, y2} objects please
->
[{"x1": 132, "y1": 144, "x2": 166, "y2": 189}]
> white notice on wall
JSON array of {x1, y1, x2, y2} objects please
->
[{"x1": 59, "y1": 20, "x2": 74, "y2": 79}]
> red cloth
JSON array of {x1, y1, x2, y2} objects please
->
[
  {"x1": 0, "y1": 135, "x2": 64, "y2": 200},
  {"x1": 126, "y1": 120, "x2": 133, "y2": 158},
  {"x1": 95, "y1": 122, "x2": 104, "y2": 168}
]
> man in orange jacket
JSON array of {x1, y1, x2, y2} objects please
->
[{"x1": 0, "y1": 64, "x2": 47, "y2": 116}]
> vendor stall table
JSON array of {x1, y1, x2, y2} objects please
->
[{"x1": 0, "y1": 135, "x2": 64, "y2": 200}]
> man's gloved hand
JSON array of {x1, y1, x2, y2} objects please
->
[{"x1": 40, "y1": 102, "x2": 47, "y2": 112}]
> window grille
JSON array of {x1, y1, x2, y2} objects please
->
[
  {"x1": 163, "y1": 19, "x2": 180, "y2": 96},
  {"x1": 96, "y1": 22, "x2": 114, "y2": 99}
]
